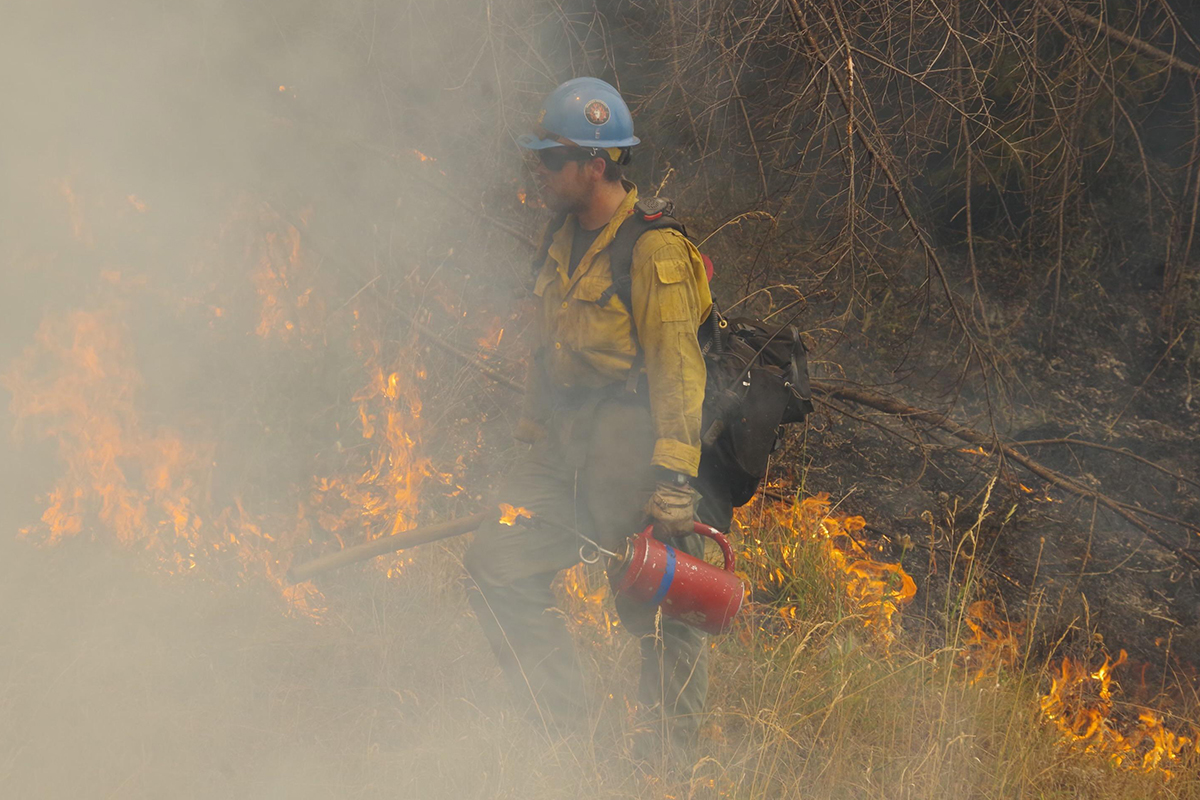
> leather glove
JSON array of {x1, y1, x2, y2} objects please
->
[
  {"x1": 513, "y1": 418, "x2": 547, "y2": 445},
  {"x1": 644, "y1": 477, "x2": 701, "y2": 537}
]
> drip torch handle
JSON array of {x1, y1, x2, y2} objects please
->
[
  {"x1": 692, "y1": 522, "x2": 736, "y2": 571},
  {"x1": 638, "y1": 523, "x2": 736, "y2": 572}
]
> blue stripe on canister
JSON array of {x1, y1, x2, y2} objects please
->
[{"x1": 650, "y1": 545, "x2": 676, "y2": 606}]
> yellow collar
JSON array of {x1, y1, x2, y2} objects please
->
[{"x1": 550, "y1": 182, "x2": 640, "y2": 291}]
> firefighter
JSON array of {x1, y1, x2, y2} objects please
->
[{"x1": 463, "y1": 77, "x2": 714, "y2": 758}]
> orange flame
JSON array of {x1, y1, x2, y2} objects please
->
[
  {"x1": 3, "y1": 195, "x2": 451, "y2": 615},
  {"x1": 1040, "y1": 650, "x2": 1200, "y2": 777},
  {"x1": 250, "y1": 216, "x2": 321, "y2": 343},
  {"x1": 477, "y1": 323, "x2": 504, "y2": 351},
  {"x1": 312, "y1": 353, "x2": 439, "y2": 542},
  {"x1": 959, "y1": 600, "x2": 1025, "y2": 684},
  {"x1": 498, "y1": 503, "x2": 533, "y2": 526},
  {"x1": 558, "y1": 563, "x2": 618, "y2": 644},
  {"x1": 734, "y1": 493, "x2": 915, "y2": 648},
  {"x1": 2, "y1": 308, "x2": 326, "y2": 619},
  {"x1": 57, "y1": 178, "x2": 90, "y2": 244}
]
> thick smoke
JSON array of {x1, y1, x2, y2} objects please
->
[{"x1": 0, "y1": 1, "x2": 603, "y2": 797}]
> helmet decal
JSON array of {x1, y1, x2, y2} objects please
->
[
  {"x1": 517, "y1": 78, "x2": 640, "y2": 151},
  {"x1": 584, "y1": 100, "x2": 610, "y2": 126}
]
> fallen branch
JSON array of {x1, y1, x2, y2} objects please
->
[
  {"x1": 812, "y1": 380, "x2": 1200, "y2": 570},
  {"x1": 1013, "y1": 438, "x2": 1200, "y2": 492}
]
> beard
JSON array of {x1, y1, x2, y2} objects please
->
[{"x1": 538, "y1": 179, "x2": 588, "y2": 215}]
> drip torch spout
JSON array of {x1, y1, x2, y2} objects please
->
[{"x1": 287, "y1": 511, "x2": 489, "y2": 582}]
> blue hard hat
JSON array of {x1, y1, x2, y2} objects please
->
[{"x1": 517, "y1": 77, "x2": 640, "y2": 151}]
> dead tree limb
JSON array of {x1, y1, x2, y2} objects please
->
[
  {"x1": 1013, "y1": 438, "x2": 1200, "y2": 492},
  {"x1": 812, "y1": 380, "x2": 1200, "y2": 570},
  {"x1": 1036, "y1": 0, "x2": 1200, "y2": 79}
]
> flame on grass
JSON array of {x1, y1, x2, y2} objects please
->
[
  {"x1": 734, "y1": 495, "x2": 1193, "y2": 778},
  {"x1": 952, "y1": 605, "x2": 1198, "y2": 778},
  {"x1": 491, "y1": 504, "x2": 613, "y2": 643},
  {"x1": 248, "y1": 207, "x2": 322, "y2": 344},
  {"x1": 243, "y1": 201, "x2": 446, "y2": 578},
  {"x1": 408, "y1": 149, "x2": 447, "y2": 177},
  {"x1": 2, "y1": 309, "x2": 326, "y2": 618},
  {"x1": 1041, "y1": 650, "x2": 1200, "y2": 777},
  {"x1": 312, "y1": 343, "x2": 435, "y2": 543},
  {"x1": 57, "y1": 178, "x2": 91, "y2": 244},
  {"x1": 477, "y1": 318, "x2": 505, "y2": 351},
  {"x1": 959, "y1": 600, "x2": 1025, "y2": 684},
  {"x1": 493, "y1": 503, "x2": 613, "y2": 644},
  {"x1": 5, "y1": 193, "x2": 442, "y2": 610},
  {"x1": 734, "y1": 493, "x2": 915, "y2": 648},
  {"x1": 558, "y1": 563, "x2": 619, "y2": 644}
]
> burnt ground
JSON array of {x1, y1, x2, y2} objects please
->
[{"x1": 776, "y1": 257, "x2": 1200, "y2": 715}]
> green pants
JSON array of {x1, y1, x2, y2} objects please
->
[{"x1": 464, "y1": 395, "x2": 708, "y2": 751}]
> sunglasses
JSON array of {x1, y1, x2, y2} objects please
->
[{"x1": 534, "y1": 146, "x2": 592, "y2": 172}]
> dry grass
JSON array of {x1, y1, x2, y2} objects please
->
[{"x1": 3, "y1": 505, "x2": 1196, "y2": 800}]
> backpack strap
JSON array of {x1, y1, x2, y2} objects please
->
[{"x1": 596, "y1": 196, "x2": 687, "y2": 311}]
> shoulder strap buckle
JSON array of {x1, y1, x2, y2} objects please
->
[
  {"x1": 600, "y1": 197, "x2": 686, "y2": 311},
  {"x1": 634, "y1": 196, "x2": 673, "y2": 221}
]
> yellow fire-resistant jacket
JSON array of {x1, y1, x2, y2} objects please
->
[{"x1": 519, "y1": 184, "x2": 713, "y2": 477}]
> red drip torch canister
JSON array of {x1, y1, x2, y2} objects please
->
[{"x1": 613, "y1": 522, "x2": 745, "y2": 635}]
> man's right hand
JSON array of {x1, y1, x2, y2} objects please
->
[{"x1": 644, "y1": 476, "x2": 701, "y2": 537}]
